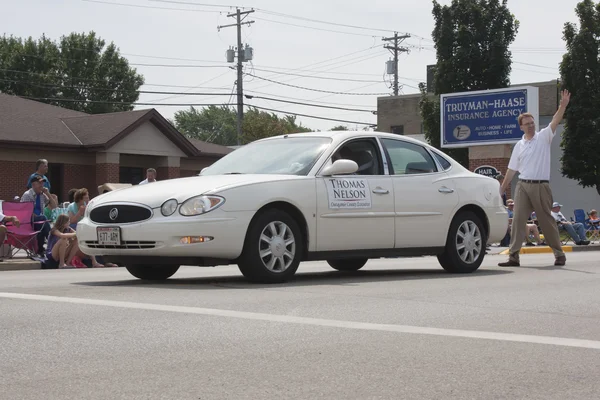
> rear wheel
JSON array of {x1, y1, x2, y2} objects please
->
[
  {"x1": 125, "y1": 264, "x2": 180, "y2": 280},
  {"x1": 237, "y1": 209, "x2": 304, "y2": 283},
  {"x1": 437, "y1": 211, "x2": 486, "y2": 273},
  {"x1": 327, "y1": 258, "x2": 368, "y2": 271}
]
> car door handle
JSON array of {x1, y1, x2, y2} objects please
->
[
  {"x1": 438, "y1": 186, "x2": 454, "y2": 193},
  {"x1": 372, "y1": 187, "x2": 389, "y2": 194}
]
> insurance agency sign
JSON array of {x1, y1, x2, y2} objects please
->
[{"x1": 440, "y1": 86, "x2": 539, "y2": 148}]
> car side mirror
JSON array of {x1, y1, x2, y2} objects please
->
[{"x1": 321, "y1": 159, "x2": 359, "y2": 176}]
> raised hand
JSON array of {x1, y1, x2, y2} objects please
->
[{"x1": 560, "y1": 89, "x2": 571, "y2": 108}]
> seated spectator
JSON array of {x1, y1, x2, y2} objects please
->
[
  {"x1": 590, "y1": 209, "x2": 599, "y2": 222},
  {"x1": 67, "y1": 188, "x2": 116, "y2": 268},
  {"x1": 20, "y1": 174, "x2": 57, "y2": 255},
  {"x1": 501, "y1": 199, "x2": 545, "y2": 246},
  {"x1": 27, "y1": 159, "x2": 51, "y2": 191},
  {"x1": 0, "y1": 210, "x2": 21, "y2": 262},
  {"x1": 45, "y1": 214, "x2": 79, "y2": 269},
  {"x1": 68, "y1": 188, "x2": 89, "y2": 229},
  {"x1": 139, "y1": 168, "x2": 157, "y2": 185},
  {"x1": 551, "y1": 202, "x2": 590, "y2": 245}
]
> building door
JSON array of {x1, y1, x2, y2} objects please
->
[{"x1": 47, "y1": 163, "x2": 64, "y2": 202}]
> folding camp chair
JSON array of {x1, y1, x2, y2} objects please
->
[
  {"x1": 1, "y1": 201, "x2": 46, "y2": 259},
  {"x1": 573, "y1": 208, "x2": 599, "y2": 243}
]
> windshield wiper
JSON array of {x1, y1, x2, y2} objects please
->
[{"x1": 224, "y1": 172, "x2": 244, "y2": 175}]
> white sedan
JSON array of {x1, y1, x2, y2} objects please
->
[{"x1": 77, "y1": 131, "x2": 508, "y2": 283}]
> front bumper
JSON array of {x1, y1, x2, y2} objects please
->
[{"x1": 76, "y1": 208, "x2": 255, "y2": 261}]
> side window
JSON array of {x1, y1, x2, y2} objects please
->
[
  {"x1": 380, "y1": 138, "x2": 438, "y2": 175},
  {"x1": 331, "y1": 139, "x2": 383, "y2": 175},
  {"x1": 432, "y1": 151, "x2": 452, "y2": 170}
]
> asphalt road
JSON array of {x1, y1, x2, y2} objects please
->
[{"x1": 1, "y1": 252, "x2": 599, "y2": 400}]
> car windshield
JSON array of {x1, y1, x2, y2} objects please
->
[{"x1": 200, "y1": 136, "x2": 332, "y2": 176}]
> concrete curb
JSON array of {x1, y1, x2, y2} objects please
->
[
  {"x1": 0, "y1": 260, "x2": 42, "y2": 271},
  {"x1": 500, "y1": 244, "x2": 600, "y2": 255}
]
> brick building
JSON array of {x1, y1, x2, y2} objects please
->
[
  {"x1": 0, "y1": 93, "x2": 232, "y2": 202},
  {"x1": 376, "y1": 79, "x2": 599, "y2": 218}
]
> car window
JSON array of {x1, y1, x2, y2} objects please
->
[
  {"x1": 432, "y1": 151, "x2": 452, "y2": 170},
  {"x1": 380, "y1": 138, "x2": 438, "y2": 175},
  {"x1": 201, "y1": 137, "x2": 331, "y2": 176},
  {"x1": 331, "y1": 139, "x2": 382, "y2": 175}
]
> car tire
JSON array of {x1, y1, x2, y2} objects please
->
[
  {"x1": 327, "y1": 258, "x2": 368, "y2": 271},
  {"x1": 237, "y1": 209, "x2": 304, "y2": 283},
  {"x1": 125, "y1": 264, "x2": 180, "y2": 280},
  {"x1": 437, "y1": 211, "x2": 486, "y2": 273}
]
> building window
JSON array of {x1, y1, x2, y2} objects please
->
[
  {"x1": 390, "y1": 125, "x2": 404, "y2": 135},
  {"x1": 120, "y1": 167, "x2": 144, "y2": 185}
]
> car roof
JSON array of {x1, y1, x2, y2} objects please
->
[{"x1": 256, "y1": 130, "x2": 435, "y2": 149}]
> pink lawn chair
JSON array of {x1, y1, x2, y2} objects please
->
[{"x1": 2, "y1": 201, "x2": 42, "y2": 259}]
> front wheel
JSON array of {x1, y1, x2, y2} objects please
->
[
  {"x1": 125, "y1": 264, "x2": 180, "y2": 280},
  {"x1": 237, "y1": 209, "x2": 304, "y2": 283},
  {"x1": 327, "y1": 258, "x2": 368, "y2": 271},
  {"x1": 437, "y1": 211, "x2": 486, "y2": 273}
]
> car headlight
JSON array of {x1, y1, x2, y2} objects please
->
[
  {"x1": 161, "y1": 199, "x2": 178, "y2": 216},
  {"x1": 179, "y1": 195, "x2": 225, "y2": 216}
]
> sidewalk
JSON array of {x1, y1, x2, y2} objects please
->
[
  {"x1": 0, "y1": 257, "x2": 42, "y2": 271},
  {"x1": 498, "y1": 242, "x2": 600, "y2": 255}
]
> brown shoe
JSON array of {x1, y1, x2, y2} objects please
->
[
  {"x1": 498, "y1": 259, "x2": 520, "y2": 267},
  {"x1": 554, "y1": 255, "x2": 566, "y2": 266}
]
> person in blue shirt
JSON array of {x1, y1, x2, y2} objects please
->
[
  {"x1": 20, "y1": 174, "x2": 57, "y2": 255},
  {"x1": 27, "y1": 159, "x2": 51, "y2": 191}
]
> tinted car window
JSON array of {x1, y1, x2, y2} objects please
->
[
  {"x1": 432, "y1": 151, "x2": 452, "y2": 170},
  {"x1": 380, "y1": 138, "x2": 438, "y2": 175}
]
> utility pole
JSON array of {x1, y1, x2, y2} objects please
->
[
  {"x1": 382, "y1": 32, "x2": 410, "y2": 96},
  {"x1": 218, "y1": 8, "x2": 255, "y2": 145}
]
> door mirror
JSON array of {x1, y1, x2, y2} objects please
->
[{"x1": 321, "y1": 159, "x2": 359, "y2": 176}]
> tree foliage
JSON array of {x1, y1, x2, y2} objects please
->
[
  {"x1": 419, "y1": 0, "x2": 519, "y2": 167},
  {"x1": 174, "y1": 105, "x2": 312, "y2": 146},
  {"x1": 559, "y1": 0, "x2": 600, "y2": 195},
  {"x1": 330, "y1": 125, "x2": 349, "y2": 131},
  {"x1": 0, "y1": 31, "x2": 144, "y2": 114}
]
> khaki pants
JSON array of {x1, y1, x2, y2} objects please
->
[{"x1": 508, "y1": 181, "x2": 564, "y2": 261}]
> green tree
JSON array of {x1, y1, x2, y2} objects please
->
[
  {"x1": 174, "y1": 106, "x2": 312, "y2": 145},
  {"x1": 419, "y1": 0, "x2": 519, "y2": 167},
  {"x1": 0, "y1": 31, "x2": 144, "y2": 114},
  {"x1": 559, "y1": 0, "x2": 600, "y2": 195},
  {"x1": 330, "y1": 125, "x2": 348, "y2": 131}
]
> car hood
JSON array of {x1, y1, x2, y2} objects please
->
[{"x1": 90, "y1": 174, "x2": 306, "y2": 208}]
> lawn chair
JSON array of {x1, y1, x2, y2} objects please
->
[
  {"x1": 573, "y1": 208, "x2": 599, "y2": 243},
  {"x1": 1, "y1": 201, "x2": 44, "y2": 259}
]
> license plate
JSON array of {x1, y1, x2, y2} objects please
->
[{"x1": 97, "y1": 227, "x2": 121, "y2": 246}]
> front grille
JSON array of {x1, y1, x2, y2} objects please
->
[
  {"x1": 90, "y1": 204, "x2": 152, "y2": 224},
  {"x1": 85, "y1": 240, "x2": 156, "y2": 249}
]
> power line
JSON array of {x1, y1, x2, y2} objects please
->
[
  {"x1": 244, "y1": 73, "x2": 387, "y2": 95},
  {"x1": 253, "y1": 16, "x2": 380, "y2": 38},
  {"x1": 0, "y1": 78, "x2": 233, "y2": 96},
  {"x1": 81, "y1": 0, "x2": 223, "y2": 12},
  {"x1": 247, "y1": 105, "x2": 374, "y2": 125},
  {"x1": 244, "y1": 94, "x2": 375, "y2": 113},
  {"x1": 244, "y1": 89, "x2": 376, "y2": 109},
  {"x1": 19, "y1": 96, "x2": 234, "y2": 107},
  {"x1": 3, "y1": 53, "x2": 229, "y2": 68},
  {"x1": 250, "y1": 68, "x2": 382, "y2": 83},
  {"x1": 0, "y1": 73, "x2": 379, "y2": 108},
  {"x1": 149, "y1": 0, "x2": 238, "y2": 7}
]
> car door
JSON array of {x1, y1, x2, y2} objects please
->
[
  {"x1": 379, "y1": 137, "x2": 459, "y2": 248},
  {"x1": 315, "y1": 137, "x2": 395, "y2": 251}
]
